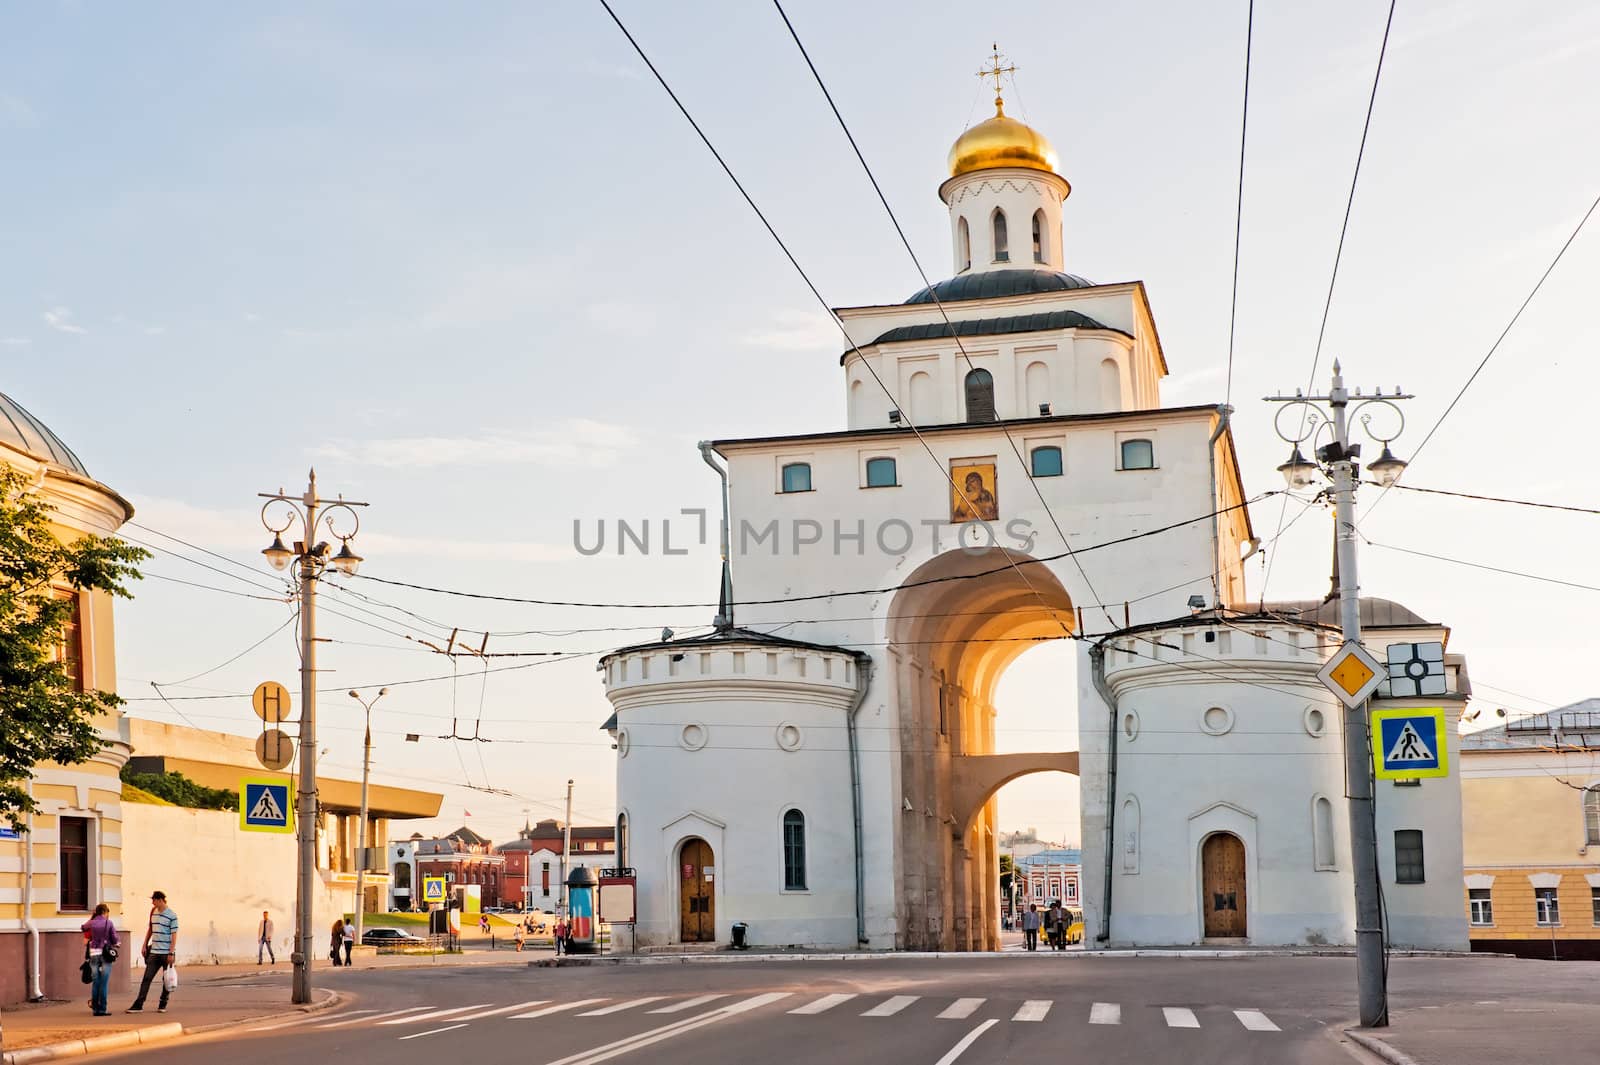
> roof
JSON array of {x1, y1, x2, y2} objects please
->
[
  {"x1": 447, "y1": 826, "x2": 490, "y2": 847},
  {"x1": 602, "y1": 625, "x2": 864, "y2": 663},
  {"x1": 1259, "y1": 598, "x2": 1435, "y2": 628},
  {"x1": 844, "y1": 309, "x2": 1126, "y2": 363},
  {"x1": 1016, "y1": 848, "x2": 1082, "y2": 867},
  {"x1": 0, "y1": 391, "x2": 90, "y2": 476},
  {"x1": 904, "y1": 269, "x2": 1095, "y2": 305},
  {"x1": 1460, "y1": 698, "x2": 1600, "y2": 751}
]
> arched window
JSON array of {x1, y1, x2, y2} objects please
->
[
  {"x1": 849, "y1": 378, "x2": 868, "y2": 426},
  {"x1": 957, "y1": 216, "x2": 971, "y2": 271},
  {"x1": 781, "y1": 463, "x2": 812, "y2": 493},
  {"x1": 1024, "y1": 360, "x2": 1050, "y2": 413},
  {"x1": 1585, "y1": 787, "x2": 1600, "y2": 845},
  {"x1": 865, "y1": 456, "x2": 898, "y2": 487},
  {"x1": 394, "y1": 863, "x2": 411, "y2": 889},
  {"x1": 1098, "y1": 357, "x2": 1121, "y2": 411},
  {"x1": 616, "y1": 812, "x2": 629, "y2": 869},
  {"x1": 1121, "y1": 795, "x2": 1141, "y2": 874},
  {"x1": 908, "y1": 371, "x2": 936, "y2": 424},
  {"x1": 1032, "y1": 210, "x2": 1046, "y2": 263},
  {"x1": 1030, "y1": 446, "x2": 1062, "y2": 478},
  {"x1": 1120, "y1": 439, "x2": 1155, "y2": 470},
  {"x1": 1313, "y1": 796, "x2": 1336, "y2": 870},
  {"x1": 782, "y1": 809, "x2": 807, "y2": 890},
  {"x1": 964, "y1": 368, "x2": 996, "y2": 422},
  {"x1": 991, "y1": 209, "x2": 1009, "y2": 262}
]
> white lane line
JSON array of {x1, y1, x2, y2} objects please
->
[
  {"x1": 937, "y1": 998, "x2": 985, "y2": 1020},
  {"x1": 861, "y1": 995, "x2": 920, "y2": 1017},
  {"x1": 1089, "y1": 1001, "x2": 1121, "y2": 1025},
  {"x1": 789, "y1": 993, "x2": 858, "y2": 1015},
  {"x1": 647, "y1": 994, "x2": 726, "y2": 1014},
  {"x1": 579, "y1": 997, "x2": 666, "y2": 1016},
  {"x1": 250, "y1": 1008, "x2": 379, "y2": 1031},
  {"x1": 1163, "y1": 1006, "x2": 1201, "y2": 1029},
  {"x1": 545, "y1": 993, "x2": 792, "y2": 1065},
  {"x1": 379, "y1": 1003, "x2": 492, "y2": 1025},
  {"x1": 1013, "y1": 1000, "x2": 1051, "y2": 1022},
  {"x1": 932, "y1": 1019, "x2": 998, "y2": 1065},
  {"x1": 445, "y1": 1000, "x2": 551, "y2": 1022},
  {"x1": 399, "y1": 1022, "x2": 468, "y2": 1041},
  {"x1": 313, "y1": 1005, "x2": 430, "y2": 1028},
  {"x1": 510, "y1": 998, "x2": 609, "y2": 1019},
  {"x1": 1234, "y1": 1009, "x2": 1281, "y2": 1032}
]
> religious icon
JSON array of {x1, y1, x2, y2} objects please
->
[{"x1": 950, "y1": 462, "x2": 999, "y2": 523}]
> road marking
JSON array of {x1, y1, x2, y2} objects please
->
[
  {"x1": 511, "y1": 998, "x2": 609, "y2": 1019},
  {"x1": 1234, "y1": 1009, "x2": 1280, "y2": 1032},
  {"x1": 250, "y1": 1008, "x2": 379, "y2": 1032},
  {"x1": 579, "y1": 997, "x2": 667, "y2": 1016},
  {"x1": 862, "y1": 995, "x2": 919, "y2": 1017},
  {"x1": 647, "y1": 994, "x2": 726, "y2": 1014},
  {"x1": 1163, "y1": 1007, "x2": 1201, "y2": 1029},
  {"x1": 937, "y1": 998, "x2": 985, "y2": 1019},
  {"x1": 1012, "y1": 1000, "x2": 1051, "y2": 1022},
  {"x1": 379, "y1": 1003, "x2": 492, "y2": 1025},
  {"x1": 932, "y1": 1019, "x2": 998, "y2": 1065},
  {"x1": 544, "y1": 994, "x2": 791, "y2": 1065},
  {"x1": 789, "y1": 993, "x2": 857, "y2": 1015},
  {"x1": 313, "y1": 1006, "x2": 430, "y2": 1028},
  {"x1": 1089, "y1": 1002, "x2": 1121, "y2": 1025},
  {"x1": 447, "y1": 1001, "x2": 551, "y2": 1022},
  {"x1": 399, "y1": 1022, "x2": 468, "y2": 1041}
]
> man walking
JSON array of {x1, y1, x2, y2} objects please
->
[
  {"x1": 1046, "y1": 900, "x2": 1065, "y2": 951},
  {"x1": 1021, "y1": 903, "x2": 1040, "y2": 951},
  {"x1": 257, "y1": 911, "x2": 275, "y2": 965},
  {"x1": 127, "y1": 891, "x2": 178, "y2": 1014}
]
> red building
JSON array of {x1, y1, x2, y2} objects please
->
[
  {"x1": 412, "y1": 827, "x2": 504, "y2": 907},
  {"x1": 496, "y1": 818, "x2": 615, "y2": 909}
]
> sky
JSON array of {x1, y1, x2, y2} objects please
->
[{"x1": 5, "y1": 1, "x2": 1599, "y2": 847}]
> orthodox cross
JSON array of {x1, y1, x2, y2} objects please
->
[{"x1": 977, "y1": 43, "x2": 1016, "y2": 109}]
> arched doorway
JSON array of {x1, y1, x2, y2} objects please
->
[
  {"x1": 1201, "y1": 832, "x2": 1247, "y2": 938},
  {"x1": 679, "y1": 837, "x2": 715, "y2": 943}
]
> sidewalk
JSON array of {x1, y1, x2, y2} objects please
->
[{"x1": 1346, "y1": 997, "x2": 1600, "y2": 1065}]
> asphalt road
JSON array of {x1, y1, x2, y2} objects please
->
[{"x1": 81, "y1": 954, "x2": 1596, "y2": 1065}]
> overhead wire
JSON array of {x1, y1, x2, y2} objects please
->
[
  {"x1": 1366, "y1": 481, "x2": 1600, "y2": 517},
  {"x1": 1224, "y1": 0, "x2": 1254, "y2": 411}
]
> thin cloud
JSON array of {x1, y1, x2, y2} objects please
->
[
  {"x1": 740, "y1": 310, "x2": 840, "y2": 351},
  {"x1": 311, "y1": 418, "x2": 641, "y2": 470},
  {"x1": 43, "y1": 307, "x2": 86, "y2": 334}
]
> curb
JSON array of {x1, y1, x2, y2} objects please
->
[
  {"x1": 543, "y1": 947, "x2": 1491, "y2": 967},
  {"x1": 1343, "y1": 1029, "x2": 1421, "y2": 1065},
  {"x1": 1, "y1": 989, "x2": 342, "y2": 1064}
]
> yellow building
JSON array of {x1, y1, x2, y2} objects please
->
[
  {"x1": 0, "y1": 391, "x2": 136, "y2": 1003},
  {"x1": 1460, "y1": 700, "x2": 1600, "y2": 960}
]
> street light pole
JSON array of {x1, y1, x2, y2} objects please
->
[
  {"x1": 348, "y1": 688, "x2": 389, "y2": 950},
  {"x1": 560, "y1": 779, "x2": 574, "y2": 915}
]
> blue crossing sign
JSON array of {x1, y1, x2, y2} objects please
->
[
  {"x1": 1371, "y1": 708, "x2": 1450, "y2": 779},
  {"x1": 240, "y1": 777, "x2": 294, "y2": 833},
  {"x1": 422, "y1": 876, "x2": 447, "y2": 904}
]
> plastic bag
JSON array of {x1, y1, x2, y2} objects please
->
[{"x1": 162, "y1": 966, "x2": 178, "y2": 992}]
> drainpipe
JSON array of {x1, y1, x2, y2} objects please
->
[
  {"x1": 845, "y1": 655, "x2": 875, "y2": 947},
  {"x1": 697, "y1": 442, "x2": 734, "y2": 633},
  {"x1": 21, "y1": 779, "x2": 44, "y2": 1000},
  {"x1": 1207, "y1": 404, "x2": 1233, "y2": 608},
  {"x1": 1090, "y1": 643, "x2": 1118, "y2": 946}
]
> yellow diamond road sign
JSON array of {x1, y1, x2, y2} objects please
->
[{"x1": 1317, "y1": 640, "x2": 1386, "y2": 708}]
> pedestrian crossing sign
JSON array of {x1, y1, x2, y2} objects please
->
[
  {"x1": 240, "y1": 777, "x2": 294, "y2": 833},
  {"x1": 423, "y1": 876, "x2": 447, "y2": 904},
  {"x1": 1371, "y1": 708, "x2": 1450, "y2": 779}
]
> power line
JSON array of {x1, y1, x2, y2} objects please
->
[
  {"x1": 1368, "y1": 541, "x2": 1600, "y2": 594},
  {"x1": 151, "y1": 611, "x2": 299, "y2": 688},
  {"x1": 1369, "y1": 481, "x2": 1600, "y2": 517},
  {"x1": 140, "y1": 570, "x2": 289, "y2": 603},
  {"x1": 1224, "y1": 0, "x2": 1254, "y2": 411}
]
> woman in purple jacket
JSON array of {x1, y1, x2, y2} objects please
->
[{"x1": 82, "y1": 903, "x2": 120, "y2": 1016}]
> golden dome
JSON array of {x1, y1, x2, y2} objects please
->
[{"x1": 948, "y1": 100, "x2": 1060, "y2": 179}]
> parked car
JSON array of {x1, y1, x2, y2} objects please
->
[{"x1": 362, "y1": 927, "x2": 425, "y2": 946}]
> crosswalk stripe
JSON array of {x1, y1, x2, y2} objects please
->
[
  {"x1": 444, "y1": 1001, "x2": 551, "y2": 1022},
  {"x1": 789, "y1": 994, "x2": 857, "y2": 1015},
  {"x1": 314, "y1": 1006, "x2": 430, "y2": 1028},
  {"x1": 862, "y1": 995, "x2": 919, "y2": 1017},
  {"x1": 648, "y1": 994, "x2": 726, "y2": 1014},
  {"x1": 1089, "y1": 1002, "x2": 1121, "y2": 1025},
  {"x1": 579, "y1": 997, "x2": 667, "y2": 1016},
  {"x1": 250, "y1": 1008, "x2": 379, "y2": 1032},
  {"x1": 1012, "y1": 1000, "x2": 1051, "y2": 1022},
  {"x1": 1234, "y1": 1009, "x2": 1280, "y2": 1032},
  {"x1": 723, "y1": 993, "x2": 793, "y2": 1015},
  {"x1": 937, "y1": 998, "x2": 985, "y2": 1020},
  {"x1": 379, "y1": 1003, "x2": 492, "y2": 1025},
  {"x1": 510, "y1": 998, "x2": 609, "y2": 1019},
  {"x1": 398, "y1": 1023, "x2": 468, "y2": 1041},
  {"x1": 1163, "y1": 1007, "x2": 1201, "y2": 1029}
]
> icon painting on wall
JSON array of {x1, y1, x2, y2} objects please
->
[{"x1": 950, "y1": 462, "x2": 999, "y2": 523}]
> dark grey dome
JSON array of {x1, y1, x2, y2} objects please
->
[
  {"x1": 905, "y1": 268, "x2": 1096, "y2": 304},
  {"x1": 0, "y1": 391, "x2": 89, "y2": 476}
]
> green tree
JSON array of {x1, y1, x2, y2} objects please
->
[
  {"x1": 0, "y1": 464, "x2": 147, "y2": 827},
  {"x1": 118, "y1": 766, "x2": 238, "y2": 811}
]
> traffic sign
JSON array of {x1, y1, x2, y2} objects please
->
[
  {"x1": 1372, "y1": 707, "x2": 1450, "y2": 779},
  {"x1": 240, "y1": 777, "x2": 294, "y2": 833},
  {"x1": 1386, "y1": 641, "x2": 1446, "y2": 697},
  {"x1": 1316, "y1": 640, "x2": 1386, "y2": 708},
  {"x1": 422, "y1": 876, "x2": 447, "y2": 905},
  {"x1": 255, "y1": 728, "x2": 294, "y2": 771},
  {"x1": 252, "y1": 681, "x2": 291, "y2": 724}
]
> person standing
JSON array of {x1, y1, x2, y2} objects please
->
[
  {"x1": 330, "y1": 919, "x2": 344, "y2": 966},
  {"x1": 257, "y1": 911, "x2": 275, "y2": 965},
  {"x1": 552, "y1": 917, "x2": 567, "y2": 956},
  {"x1": 82, "y1": 903, "x2": 119, "y2": 1016},
  {"x1": 126, "y1": 891, "x2": 177, "y2": 1014},
  {"x1": 1046, "y1": 900, "x2": 1065, "y2": 951},
  {"x1": 514, "y1": 923, "x2": 526, "y2": 952},
  {"x1": 1021, "y1": 903, "x2": 1040, "y2": 952},
  {"x1": 341, "y1": 919, "x2": 354, "y2": 966}
]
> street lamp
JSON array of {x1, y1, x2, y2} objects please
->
[
  {"x1": 1265, "y1": 363, "x2": 1410, "y2": 1029},
  {"x1": 259, "y1": 469, "x2": 368, "y2": 1006},
  {"x1": 348, "y1": 687, "x2": 388, "y2": 952}
]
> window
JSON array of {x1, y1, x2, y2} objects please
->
[
  {"x1": 1585, "y1": 787, "x2": 1600, "y2": 845},
  {"x1": 541, "y1": 861, "x2": 551, "y2": 897},
  {"x1": 957, "y1": 216, "x2": 971, "y2": 271},
  {"x1": 1032, "y1": 210, "x2": 1046, "y2": 263},
  {"x1": 780, "y1": 463, "x2": 812, "y2": 493},
  {"x1": 1033, "y1": 880, "x2": 1043, "y2": 899},
  {"x1": 1393, "y1": 778, "x2": 1421, "y2": 788},
  {"x1": 1066, "y1": 879, "x2": 1077, "y2": 901},
  {"x1": 1030, "y1": 446, "x2": 1062, "y2": 478},
  {"x1": 865, "y1": 457, "x2": 898, "y2": 487},
  {"x1": 1468, "y1": 888, "x2": 1493, "y2": 926},
  {"x1": 1394, "y1": 829, "x2": 1425, "y2": 884},
  {"x1": 1592, "y1": 886, "x2": 1599, "y2": 926},
  {"x1": 1535, "y1": 887, "x2": 1560, "y2": 926},
  {"x1": 1120, "y1": 438, "x2": 1155, "y2": 470},
  {"x1": 394, "y1": 863, "x2": 411, "y2": 890},
  {"x1": 53, "y1": 590, "x2": 84, "y2": 693},
  {"x1": 1313, "y1": 796, "x2": 1336, "y2": 870},
  {"x1": 782, "y1": 809, "x2": 807, "y2": 890},
  {"x1": 616, "y1": 812, "x2": 628, "y2": 869},
  {"x1": 58, "y1": 816, "x2": 90, "y2": 911},
  {"x1": 964, "y1": 368, "x2": 996, "y2": 422},
  {"x1": 991, "y1": 209, "x2": 1009, "y2": 262}
]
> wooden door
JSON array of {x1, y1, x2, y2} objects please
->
[
  {"x1": 679, "y1": 838, "x2": 715, "y2": 942},
  {"x1": 1202, "y1": 833, "x2": 1247, "y2": 938}
]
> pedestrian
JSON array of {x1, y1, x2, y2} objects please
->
[
  {"x1": 82, "y1": 903, "x2": 119, "y2": 1016},
  {"x1": 1047, "y1": 901, "x2": 1065, "y2": 951},
  {"x1": 479, "y1": 913, "x2": 490, "y2": 935},
  {"x1": 126, "y1": 890, "x2": 178, "y2": 1014},
  {"x1": 330, "y1": 919, "x2": 344, "y2": 966},
  {"x1": 1021, "y1": 903, "x2": 1040, "y2": 952},
  {"x1": 514, "y1": 923, "x2": 525, "y2": 952},
  {"x1": 553, "y1": 917, "x2": 567, "y2": 956},
  {"x1": 341, "y1": 919, "x2": 354, "y2": 966},
  {"x1": 257, "y1": 910, "x2": 275, "y2": 965}
]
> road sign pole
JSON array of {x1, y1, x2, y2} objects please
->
[
  {"x1": 1329, "y1": 369, "x2": 1388, "y2": 1029},
  {"x1": 292, "y1": 485, "x2": 320, "y2": 1007}
]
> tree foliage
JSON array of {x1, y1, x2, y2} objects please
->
[
  {"x1": 0, "y1": 464, "x2": 148, "y2": 827},
  {"x1": 118, "y1": 765, "x2": 238, "y2": 811}
]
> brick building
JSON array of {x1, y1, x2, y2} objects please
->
[
  {"x1": 397, "y1": 827, "x2": 504, "y2": 910},
  {"x1": 496, "y1": 818, "x2": 615, "y2": 909}
]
